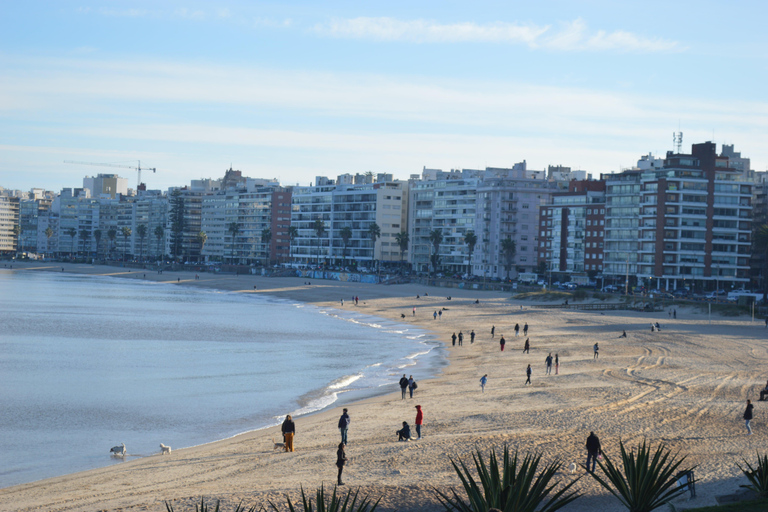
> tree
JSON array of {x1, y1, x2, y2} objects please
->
[
  {"x1": 288, "y1": 225, "x2": 298, "y2": 264},
  {"x1": 66, "y1": 227, "x2": 77, "y2": 258},
  {"x1": 170, "y1": 189, "x2": 185, "y2": 261},
  {"x1": 228, "y1": 222, "x2": 240, "y2": 265},
  {"x1": 108, "y1": 228, "x2": 117, "y2": 259},
  {"x1": 196, "y1": 231, "x2": 207, "y2": 263},
  {"x1": 339, "y1": 226, "x2": 353, "y2": 268},
  {"x1": 136, "y1": 224, "x2": 148, "y2": 263},
  {"x1": 313, "y1": 218, "x2": 326, "y2": 267},
  {"x1": 429, "y1": 228, "x2": 443, "y2": 276},
  {"x1": 367, "y1": 222, "x2": 381, "y2": 271},
  {"x1": 94, "y1": 229, "x2": 102, "y2": 259},
  {"x1": 44, "y1": 227, "x2": 53, "y2": 254},
  {"x1": 501, "y1": 237, "x2": 517, "y2": 280},
  {"x1": 463, "y1": 231, "x2": 477, "y2": 277},
  {"x1": 261, "y1": 228, "x2": 271, "y2": 266},
  {"x1": 79, "y1": 229, "x2": 89, "y2": 258},
  {"x1": 121, "y1": 227, "x2": 132, "y2": 261},
  {"x1": 154, "y1": 225, "x2": 165, "y2": 261},
  {"x1": 394, "y1": 231, "x2": 409, "y2": 266}
]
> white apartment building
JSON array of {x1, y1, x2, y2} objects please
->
[{"x1": 0, "y1": 193, "x2": 19, "y2": 255}]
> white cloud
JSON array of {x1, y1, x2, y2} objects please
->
[{"x1": 313, "y1": 16, "x2": 683, "y2": 53}]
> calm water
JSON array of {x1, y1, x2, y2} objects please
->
[{"x1": 0, "y1": 270, "x2": 444, "y2": 488}]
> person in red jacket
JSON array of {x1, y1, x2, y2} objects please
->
[{"x1": 415, "y1": 405, "x2": 424, "y2": 439}]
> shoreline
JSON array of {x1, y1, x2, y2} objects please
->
[{"x1": 2, "y1": 261, "x2": 767, "y2": 511}]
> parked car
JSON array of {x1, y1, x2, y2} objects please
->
[{"x1": 602, "y1": 285, "x2": 618, "y2": 292}]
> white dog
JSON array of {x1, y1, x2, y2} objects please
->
[
  {"x1": 110, "y1": 443, "x2": 126, "y2": 456},
  {"x1": 160, "y1": 443, "x2": 172, "y2": 455}
]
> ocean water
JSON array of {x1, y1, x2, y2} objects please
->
[{"x1": 0, "y1": 270, "x2": 444, "y2": 488}]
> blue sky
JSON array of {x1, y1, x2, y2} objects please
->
[{"x1": 1, "y1": 1, "x2": 766, "y2": 192}]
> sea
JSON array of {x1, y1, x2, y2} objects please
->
[{"x1": 0, "y1": 269, "x2": 445, "y2": 488}]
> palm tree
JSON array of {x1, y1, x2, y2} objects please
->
[
  {"x1": 94, "y1": 229, "x2": 102, "y2": 259},
  {"x1": 107, "y1": 228, "x2": 117, "y2": 259},
  {"x1": 435, "y1": 444, "x2": 581, "y2": 512},
  {"x1": 394, "y1": 231, "x2": 409, "y2": 267},
  {"x1": 288, "y1": 225, "x2": 298, "y2": 265},
  {"x1": 313, "y1": 218, "x2": 326, "y2": 268},
  {"x1": 261, "y1": 228, "x2": 271, "y2": 266},
  {"x1": 136, "y1": 224, "x2": 148, "y2": 263},
  {"x1": 501, "y1": 237, "x2": 517, "y2": 280},
  {"x1": 463, "y1": 231, "x2": 477, "y2": 278},
  {"x1": 66, "y1": 227, "x2": 77, "y2": 258},
  {"x1": 196, "y1": 231, "x2": 207, "y2": 263},
  {"x1": 589, "y1": 439, "x2": 694, "y2": 512},
  {"x1": 228, "y1": 222, "x2": 240, "y2": 265},
  {"x1": 121, "y1": 227, "x2": 132, "y2": 261},
  {"x1": 154, "y1": 225, "x2": 164, "y2": 261},
  {"x1": 339, "y1": 226, "x2": 353, "y2": 268},
  {"x1": 367, "y1": 222, "x2": 381, "y2": 272},
  {"x1": 44, "y1": 227, "x2": 53, "y2": 255},
  {"x1": 429, "y1": 228, "x2": 443, "y2": 276},
  {"x1": 79, "y1": 229, "x2": 89, "y2": 258}
]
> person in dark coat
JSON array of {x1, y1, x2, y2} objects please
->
[
  {"x1": 396, "y1": 421, "x2": 412, "y2": 441},
  {"x1": 523, "y1": 323, "x2": 529, "y2": 336},
  {"x1": 491, "y1": 325, "x2": 495, "y2": 338},
  {"x1": 525, "y1": 364, "x2": 532, "y2": 386},
  {"x1": 470, "y1": 330, "x2": 475, "y2": 344},
  {"x1": 744, "y1": 399, "x2": 754, "y2": 435},
  {"x1": 399, "y1": 374, "x2": 409, "y2": 400},
  {"x1": 514, "y1": 323, "x2": 520, "y2": 337},
  {"x1": 338, "y1": 408, "x2": 350, "y2": 444},
  {"x1": 282, "y1": 415, "x2": 296, "y2": 452},
  {"x1": 458, "y1": 331, "x2": 463, "y2": 346},
  {"x1": 585, "y1": 432, "x2": 601, "y2": 473},
  {"x1": 451, "y1": 332, "x2": 457, "y2": 346},
  {"x1": 523, "y1": 338, "x2": 530, "y2": 354},
  {"x1": 499, "y1": 335, "x2": 506, "y2": 352},
  {"x1": 336, "y1": 442, "x2": 347, "y2": 485}
]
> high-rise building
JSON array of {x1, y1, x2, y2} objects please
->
[{"x1": 0, "y1": 193, "x2": 20, "y2": 255}]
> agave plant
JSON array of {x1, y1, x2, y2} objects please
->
[
  {"x1": 165, "y1": 496, "x2": 261, "y2": 512},
  {"x1": 269, "y1": 484, "x2": 380, "y2": 512},
  {"x1": 434, "y1": 445, "x2": 581, "y2": 512},
  {"x1": 738, "y1": 452, "x2": 768, "y2": 498},
  {"x1": 589, "y1": 439, "x2": 694, "y2": 512}
]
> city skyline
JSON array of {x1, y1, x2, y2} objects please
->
[{"x1": 1, "y1": 1, "x2": 767, "y2": 192}]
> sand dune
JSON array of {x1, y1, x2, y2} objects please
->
[{"x1": 1, "y1": 262, "x2": 767, "y2": 511}]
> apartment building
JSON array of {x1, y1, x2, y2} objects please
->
[
  {"x1": 0, "y1": 193, "x2": 20, "y2": 255},
  {"x1": 606, "y1": 142, "x2": 752, "y2": 292},
  {"x1": 538, "y1": 180, "x2": 606, "y2": 280}
]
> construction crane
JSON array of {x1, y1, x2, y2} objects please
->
[{"x1": 64, "y1": 160, "x2": 156, "y2": 189}]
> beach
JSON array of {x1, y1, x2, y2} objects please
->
[{"x1": 1, "y1": 262, "x2": 767, "y2": 511}]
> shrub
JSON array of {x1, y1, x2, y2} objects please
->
[
  {"x1": 739, "y1": 452, "x2": 768, "y2": 498},
  {"x1": 269, "y1": 485, "x2": 380, "y2": 512},
  {"x1": 165, "y1": 497, "x2": 261, "y2": 512},
  {"x1": 434, "y1": 445, "x2": 581, "y2": 512}
]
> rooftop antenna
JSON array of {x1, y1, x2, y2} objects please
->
[{"x1": 673, "y1": 131, "x2": 683, "y2": 153}]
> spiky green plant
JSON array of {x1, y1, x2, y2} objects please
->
[
  {"x1": 739, "y1": 452, "x2": 768, "y2": 498},
  {"x1": 434, "y1": 445, "x2": 581, "y2": 512},
  {"x1": 269, "y1": 484, "x2": 379, "y2": 512},
  {"x1": 589, "y1": 439, "x2": 694, "y2": 512},
  {"x1": 165, "y1": 496, "x2": 261, "y2": 512}
]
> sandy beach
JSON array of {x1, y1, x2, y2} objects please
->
[{"x1": 2, "y1": 262, "x2": 767, "y2": 511}]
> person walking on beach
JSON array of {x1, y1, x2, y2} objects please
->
[
  {"x1": 744, "y1": 399, "x2": 754, "y2": 435},
  {"x1": 514, "y1": 323, "x2": 520, "y2": 337},
  {"x1": 491, "y1": 325, "x2": 495, "y2": 338},
  {"x1": 282, "y1": 415, "x2": 296, "y2": 452},
  {"x1": 408, "y1": 375, "x2": 417, "y2": 398},
  {"x1": 338, "y1": 408, "x2": 350, "y2": 445},
  {"x1": 399, "y1": 374, "x2": 409, "y2": 399},
  {"x1": 585, "y1": 432, "x2": 601, "y2": 473},
  {"x1": 523, "y1": 323, "x2": 529, "y2": 336},
  {"x1": 480, "y1": 374, "x2": 488, "y2": 392},
  {"x1": 499, "y1": 335, "x2": 506, "y2": 352},
  {"x1": 545, "y1": 353, "x2": 553, "y2": 375},
  {"x1": 673, "y1": 309, "x2": 677, "y2": 319},
  {"x1": 458, "y1": 331, "x2": 463, "y2": 346},
  {"x1": 412, "y1": 306, "x2": 415, "y2": 316},
  {"x1": 415, "y1": 405, "x2": 424, "y2": 439},
  {"x1": 555, "y1": 353, "x2": 559, "y2": 375},
  {"x1": 336, "y1": 442, "x2": 347, "y2": 485},
  {"x1": 470, "y1": 330, "x2": 475, "y2": 344},
  {"x1": 525, "y1": 364, "x2": 532, "y2": 386},
  {"x1": 451, "y1": 332, "x2": 457, "y2": 346},
  {"x1": 439, "y1": 310, "x2": 442, "y2": 319},
  {"x1": 593, "y1": 342, "x2": 599, "y2": 360},
  {"x1": 434, "y1": 310, "x2": 437, "y2": 320},
  {"x1": 523, "y1": 338, "x2": 530, "y2": 354}
]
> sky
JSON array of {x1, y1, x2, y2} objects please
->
[{"x1": 1, "y1": 1, "x2": 767, "y2": 192}]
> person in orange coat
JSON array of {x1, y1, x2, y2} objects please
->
[{"x1": 415, "y1": 405, "x2": 424, "y2": 439}]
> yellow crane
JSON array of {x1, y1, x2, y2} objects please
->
[{"x1": 64, "y1": 160, "x2": 157, "y2": 189}]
